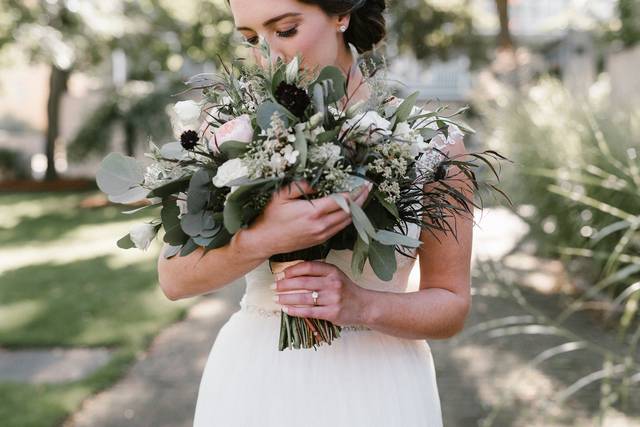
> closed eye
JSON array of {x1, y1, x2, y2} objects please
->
[{"x1": 245, "y1": 26, "x2": 298, "y2": 46}]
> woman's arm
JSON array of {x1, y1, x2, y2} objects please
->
[
  {"x1": 157, "y1": 181, "x2": 372, "y2": 301},
  {"x1": 157, "y1": 227, "x2": 268, "y2": 301},
  {"x1": 360, "y1": 137, "x2": 473, "y2": 340}
]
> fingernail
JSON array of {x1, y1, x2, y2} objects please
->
[
  {"x1": 274, "y1": 272, "x2": 285, "y2": 281},
  {"x1": 282, "y1": 306, "x2": 289, "y2": 314},
  {"x1": 270, "y1": 283, "x2": 277, "y2": 290},
  {"x1": 272, "y1": 295, "x2": 279, "y2": 302},
  {"x1": 366, "y1": 181, "x2": 373, "y2": 190}
]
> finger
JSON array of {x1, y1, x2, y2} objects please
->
[
  {"x1": 282, "y1": 305, "x2": 333, "y2": 320},
  {"x1": 283, "y1": 260, "x2": 335, "y2": 279},
  {"x1": 276, "y1": 289, "x2": 337, "y2": 306},
  {"x1": 274, "y1": 276, "x2": 317, "y2": 292}
]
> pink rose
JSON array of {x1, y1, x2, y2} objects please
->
[{"x1": 206, "y1": 114, "x2": 254, "y2": 153}]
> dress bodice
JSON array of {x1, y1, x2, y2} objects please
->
[{"x1": 239, "y1": 221, "x2": 421, "y2": 313}]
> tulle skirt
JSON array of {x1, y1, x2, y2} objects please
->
[{"x1": 192, "y1": 307, "x2": 443, "y2": 427}]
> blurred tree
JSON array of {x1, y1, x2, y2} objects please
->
[
  {"x1": 0, "y1": 0, "x2": 237, "y2": 177},
  {"x1": 0, "y1": 1, "x2": 131, "y2": 180},
  {"x1": 389, "y1": 0, "x2": 490, "y2": 67},
  {"x1": 495, "y1": 0, "x2": 514, "y2": 51},
  {"x1": 610, "y1": 0, "x2": 640, "y2": 47}
]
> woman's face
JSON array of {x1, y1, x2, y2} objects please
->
[{"x1": 229, "y1": 0, "x2": 349, "y2": 71}]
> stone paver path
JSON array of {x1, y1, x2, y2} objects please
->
[{"x1": 0, "y1": 347, "x2": 113, "y2": 384}]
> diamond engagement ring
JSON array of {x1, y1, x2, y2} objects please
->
[{"x1": 311, "y1": 290, "x2": 319, "y2": 306}]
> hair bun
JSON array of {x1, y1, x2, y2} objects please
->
[{"x1": 345, "y1": 0, "x2": 387, "y2": 54}]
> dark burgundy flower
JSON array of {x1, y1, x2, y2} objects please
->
[
  {"x1": 180, "y1": 130, "x2": 199, "y2": 150},
  {"x1": 274, "y1": 81, "x2": 310, "y2": 120}
]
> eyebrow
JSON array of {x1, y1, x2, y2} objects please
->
[{"x1": 236, "y1": 12, "x2": 302, "y2": 31}]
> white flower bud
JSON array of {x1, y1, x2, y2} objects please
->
[
  {"x1": 129, "y1": 223, "x2": 157, "y2": 251},
  {"x1": 285, "y1": 56, "x2": 299, "y2": 84}
]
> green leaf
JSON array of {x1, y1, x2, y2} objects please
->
[
  {"x1": 372, "y1": 190, "x2": 399, "y2": 219},
  {"x1": 310, "y1": 66, "x2": 346, "y2": 104},
  {"x1": 348, "y1": 197, "x2": 376, "y2": 244},
  {"x1": 117, "y1": 233, "x2": 136, "y2": 249},
  {"x1": 330, "y1": 193, "x2": 350, "y2": 214},
  {"x1": 96, "y1": 152, "x2": 145, "y2": 196},
  {"x1": 146, "y1": 176, "x2": 190, "y2": 198},
  {"x1": 108, "y1": 186, "x2": 149, "y2": 204},
  {"x1": 256, "y1": 101, "x2": 290, "y2": 131},
  {"x1": 161, "y1": 199, "x2": 188, "y2": 245},
  {"x1": 180, "y1": 239, "x2": 200, "y2": 256},
  {"x1": 187, "y1": 169, "x2": 211, "y2": 214},
  {"x1": 373, "y1": 229, "x2": 422, "y2": 248},
  {"x1": 368, "y1": 240, "x2": 397, "y2": 281},
  {"x1": 218, "y1": 140, "x2": 251, "y2": 159},
  {"x1": 294, "y1": 124, "x2": 307, "y2": 171},
  {"x1": 351, "y1": 234, "x2": 369, "y2": 277},
  {"x1": 393, "y1": 91, "x2": 419, "y2": 125}
]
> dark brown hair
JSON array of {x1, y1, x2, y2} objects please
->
[{"x1": 227, "y1": 0, "x2": 387, "y2": 54}]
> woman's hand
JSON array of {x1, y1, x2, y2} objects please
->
[
  {"x1": 248, "y1": 180, "x2": 372, "y2": 258},
  {"x1": 272, "y1": 261, "x2": 372, "y2": 327}
]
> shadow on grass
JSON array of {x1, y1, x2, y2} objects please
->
[{"x1": 0, "y1": 255, "x2": 188, "y2": 349}]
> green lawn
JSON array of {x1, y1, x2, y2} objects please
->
[{"x1": 0, "y1": 191, "x2": 192, "y2": 427}]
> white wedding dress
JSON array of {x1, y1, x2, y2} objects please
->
[{"x1": 193, "y1": 220, "x2": 443, "y2": 426}]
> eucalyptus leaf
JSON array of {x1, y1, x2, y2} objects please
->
[
  {"x1": 330, "y1": 193, "x2": 350, "y2": 214},
  {"x1": 368, "y1": 240, "x2": 397, "y2": 281},
  {"x1": 163, "y1": 244, "x2": 183, "y2": 258},
  {"x1": 180, "y1": 211, "x2": 205, "y2": 236},
  {"x1": 393, "y1": 91, "x2": 419, "y2": 125},
  {"x1": 160, "y1": 142, "x2": 188, "y2": 161},
  {"x1": 348, "y1": 197, "x2": 376, "y2": 244},
  {"x1": 161, "y1": 199, "x2": 188, "y2": 245},
  {"x1": 187, "y1": 169, "x2": 211, "y2": 214},
  {"x1": 117, "y1": 233, "x2": 136, "y2": 249},
  {"x1": 294, "y1": 124, "x2": 307, "y2": 170},
  {"x1": 218, "y1": 140, "x2": 251, "y2": 159},
  {"x1": 96, "y1": 152, "x2": 145, "y2": 197},
  {"x1": 256, "y1": 101, "x2": 290, "y2": 131},
  {"x1": 108, "y1": 186, "x2": 149, "y2": 204},
  {"x1": 373, "y1": 229, "x2": 422, "y2": 248},
  {"x1": 312, "y1": 83, "x2": 325, "y2": 115},
  {"x1": 351, "y1": 234, "x2": 369, "y2": 277},
  {"x1": 146, "y1": 176, "x2": 190, "y2": 198},
  {"x1": 310, "y1": 66, "x2": 346, "y2": 104},
  {"x1": 180, "y1": 238, "x2": 200, "y2": 256}
]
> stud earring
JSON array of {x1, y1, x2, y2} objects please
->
[{"x1": 338, "y1": 25, "x2": 347, "y2": 33}]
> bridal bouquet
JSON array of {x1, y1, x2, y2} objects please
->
[{"x1": 97, "y1": 42, "x2": 508, "y2": 351}]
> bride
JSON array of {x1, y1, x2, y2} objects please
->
[{"x1": 157, "y1": 0, "x2": 472, "y2": 425}]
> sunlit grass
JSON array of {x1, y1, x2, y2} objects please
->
[{"x1": 0, "y1": 190, "x2": 192, "y2": 427}]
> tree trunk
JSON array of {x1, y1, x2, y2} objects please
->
[
  {"x1": 124, "y1": 121, "x2": 136, "y2": 157},
  {"x1": 495, "y1": 0, "x2": 514, "y2": 51},
  {"x1": 45, "y1": 65, "x2": 71, "y2": 181}
]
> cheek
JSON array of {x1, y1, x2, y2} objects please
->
[{"x1": 290, "y1": 26, "x2": 339, "y2": 69}]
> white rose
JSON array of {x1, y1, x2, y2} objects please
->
[
  {"x1": 129, "y1": 223, "x2": 157, "y2": 251},
  {"x1": 173, "y1": 100, "x2": 201, "y2": 129},
  {"x1": 394, "y1": 121, "x2": 428, "y2": 157},
  {"x1": 212, "y1": 158, "x2": 249, "y2": 187},
  {"x1": 209, "y1": 114, "x2": 254, "y2": 153},
  {"x1": 342, "y1": 111, "x2": 391, "y2": 140},
  {"x1": 428, "y1": 122, "x2": 464, "y2": 150}
]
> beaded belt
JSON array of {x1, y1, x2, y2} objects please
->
[{"x1": 239, "y1": 302, "x2": 372, "y2": 331}]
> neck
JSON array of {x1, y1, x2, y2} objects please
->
[{"x1": 335, "y1": 45, "x2": 371, "y2": 109}]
